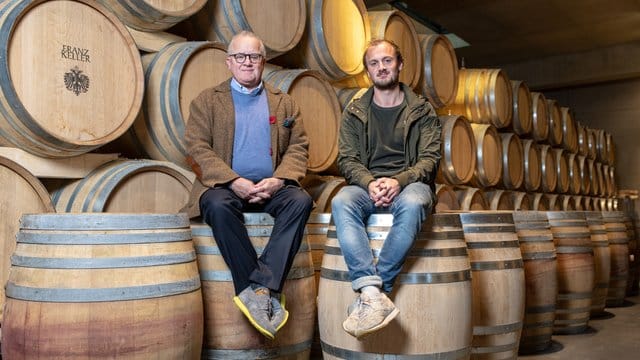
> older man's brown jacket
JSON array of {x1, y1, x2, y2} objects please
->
[{"x1": 181, "y1": 79, "x2": 309, "y2": 218}]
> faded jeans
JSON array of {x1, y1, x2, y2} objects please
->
[{"x1": 331, "y1": 182, "x2": 434, "y2": 293}]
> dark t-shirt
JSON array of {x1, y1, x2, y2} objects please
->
[{"x1": 368, "y1": 99, "x2": 407, "y2": 178}]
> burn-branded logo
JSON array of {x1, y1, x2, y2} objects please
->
[{"x1": 64, "y1": 66, "x2": 90, "y2": 96}]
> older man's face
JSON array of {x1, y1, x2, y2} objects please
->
[{"x1": 226, "y1": 35, "x2": 265, "y2": 89}]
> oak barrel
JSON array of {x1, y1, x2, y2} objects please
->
[
  {"x1": 513, "y1": 211, "x2": 557, "y2": 355},
  {"x1": 499, "y1": 132, "x2": 524, "y2": 190},
  {"x1": 510, "y1": 80, "x2": 533, "y2": 136},
  {"x1": 602, "y1": 211, "x2": 629, "y2": 307},
  {"x1": 460, "y1": 211, "x2": 525, "y2": 359},
  {"x1": 521, "y1": 139, "x2": 541, "y2": 192},
  {"x1": 418, "y1": 34, "x2": 459, "y2": 108},
  {"x1": 436, "y1": 184, "x2": 461, "y2": 212},
  {"x1": 546, "y1": 99, "x2": 563, "y2": 147},
  {"x1": 546, "y1": 211, "x2": 594, "y2": 335},
  {"x1": 470, "y1": 124, "x2": 503, "y2": 188},
  {"x1": 319, "y1": 213, "x2": 473, "y2": 359},
  {"x1": 584, "y1": 211, "x2": 611, "y2": 317},
  {"x1": 0, "y1": 0, "x2": 144, "y2": 158},
  {"x1": 530, "y1": 92, "x2": 549, "y2": 143},
  {"x1": 438, "y1": 115, "x2": 477, "y2": 185},
  {"x1": 456, "y1": 186, "x2": 489, "y2": 211},
  {"x1": 2, "y1": 213, "x2": 203, "y2": 359},
  {"x1": 97, "y1": 0, "x2": 207, "y2": 31},
  {"x1": 191, "y1": 214, "x2": 316, "y2": 359},
  {"x1": 560, "y1": 107, "x2": 578, "y2": 153}
]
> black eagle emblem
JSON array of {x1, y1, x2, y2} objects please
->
[{"x1": 64, "y1": 66, "x2": 90, "y2": 96}]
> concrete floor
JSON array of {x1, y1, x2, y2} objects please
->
[{"x1": 520, "y1": 294, "x2": 640, "y2": 360}]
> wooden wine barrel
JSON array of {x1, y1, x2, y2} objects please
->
[
  {"x1": 418, "y1": 34, "x2": 459, "y2": 108},
  {"x1": 499, "y1": 132, "x2": 524, "y2": 190},
  {"x1": 437, "y1": 115, "x2": 477, "y2": 185},
  {"x1": 622, "y1": 212, "x2": 638, "y2": 296},
  {"x1": 455, "y1": 187, "x2": 489, "y2": 211},
  {"x1": 50, "y1": 159, "x2": 193, "y2": 213},
  {"x1": 301, "y1": 174, "x2": 346, "y2": 213},
  {"x1": 191, "y1": 215, "x2": 316, "y2": 358},
  {"x1": 560, "y1": 107, "x2": 578, "y2": 153},
  {"x1": 2, "y1": 213, "x2": 203, "y2": 359},
  {"x1": 97, "y1": 0, "x2": 207, "y2": 31},
  {"x1": 577, "y1": 155, "x2": 593, "y2": 195},
  {"x1": 436, "y1": 184, "x2": 461, "y2": 212},
  {"x1": 110, "y1": 41, "x2": 229, "y2": 168},
  {"x1": 539, "y1": 144, "x2": 557, "y2": 193},
  {"x1": 521, "y1": 139, "x2": 541, "y2": 192},
  {"x1": 546, "y1": 211, "x2": 594, "y2": 335},
  {"x1": 331, "y1": 9, "x2": 421, "y2": 89},
  {"x1": 486, "y1": 189, "x2": 515, "y2": 210},
  {"x1": 553, "y1": 148, "x2": 570, "y2": 194},
  {"x1": 577, "y1": 122, "x2": 589, "y2": 156},
  {"x1": 584, "y1": 211, "x2": 611, "y2": 317},
  {"x1": 531, "y1": 193, "x2": 550, "y2": 211},
  {"x1": 319, "y1": 213, "x2": 473, "y2": 359},
  {"x1": 546, "y1": 99, "x2": 563, "y2": 147},
  {"x1": 561, "y1": 195, "x2": 577, "y2": 211},
  {"x1": 274, "y1": 0, "x2": 370, "y2": 80},
  {"x1": 595, "y1": 129, "x2": 609, "y2": 164},
  {"x1": 441, "y1": 68, "x2": 513, "y2": 129},
  {"x1": 530, "y1": 92, "x2": 549, "y2": 143},
  {"x1": 545, "y1": 194, "x2": 563, "y2": 211},
  {"x1": 0, "y1": 156, "x2": 55, "y2": 323},
  {"x1": 512, "y1": 192, "x2": 532, "y2": 211},
  {"x1": 510, "y1": 80, "x2": 533, "y2": 136},
  {"x1": 182, "y1": 0, "x2": 305, "y2": 59},
  {"x1": 264, "y1": 68, "x2": 342, "y2": 174},
  {"x1": 586, "y1": 128, "x2": 598, "y2": 160},
  {"x1": 588, "y1": 159, "x2": 600, "y2": 196},
  {"x1": 512, "y1": 211, "x2": 557, "y2": 355},
  {"x1": 460, "y1": 211, "x2": 525, "y2": 359},
  {"x1": 567, "y1": 153, "x2": 582, "y2": 195},
  {"x1": 605, "y1": 132, "x2": 616, "y2": 166},
  {"x1": 602, "y1": 211, "x2": 630, "y2": 307},
  {"x1": 470, "y1": 123, "x2": 503, "y2": 188},
  {"x1": 304, "y1": 212, "x2": 332, "y2": 289},
  {"x1": 0, "y1": 0, "x2": 144, "y2": 158}
]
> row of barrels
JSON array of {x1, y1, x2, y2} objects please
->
[
  {"x1": 432, "y1": 115, "x2": 617, "y2": 196},
  {"x1": 2, "y1": 209, "x2": 636, "y2": 359}
]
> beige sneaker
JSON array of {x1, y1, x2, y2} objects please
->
[
  {"x1": 354, "y1": 292, "x2": 399, "y2": 339},
  {"x1": 342, "y1": 294, "x2": 363, "y2": 336}
]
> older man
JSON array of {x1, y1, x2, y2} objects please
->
[{"x1": 182, "y1": 31, "x2": 312, "y2": 339}]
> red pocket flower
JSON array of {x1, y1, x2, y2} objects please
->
[{"x1": 269, "y1": 116, "x2": 276, "y2": 124}]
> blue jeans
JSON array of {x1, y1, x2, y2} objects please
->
[{"x1": 330, "y1": 182, "x2": 434, "y2": 293}]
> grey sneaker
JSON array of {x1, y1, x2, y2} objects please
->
[
  {"x1": 233, "y1": 286, "x2": 276, "y2": 339},
  {"x1": 354, "y1": 292, "x2": 399, "y2": 339},
  {"x1": 342, "y1": 294, "x2": 363, "y2": 336},
  {"x1": 270, "y1": 293, "x2": 289, "y2": 332}
]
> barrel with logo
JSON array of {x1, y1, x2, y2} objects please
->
[
  {"x1": 191, "y1": 214, "x2": 316, "y2": 358},
  {"x1": 0, "y1": 0, "x2": 144, "y2": 158},
  {"x1": 436, "y1": 184, "x2": 461, "y2": 212},
  {"x1": 318, "y1": 213, "x2": 473, "y2": 359},
  {"x1": 111, "y1": 41, "x2": 229, "y2": 168},
  {"x1": 182, "y1": 0, "x2": 305, "y2": 59},
  {"x1": 521, "y1": 139, "x2": 541, "y2": 192},
  {"x1": 345, "y1": 10, "x2": 421, "y2": 89},
  {"x1": 97, "y1": 0, "x2": 207, "y2": 31},
  {"x1": 456, "y1": 186, "x2": 489, "y2": 211},
  {"x1": 470, "y1": 123, "x2": 503, "y2": 188},
  {"x1": 264, "y1": 68, "x2": 343, "y2": 174},
  {"x1": 546, "y1": 99, "x2": 563, "y2": 147},
  {"x1": 2, "y1": 213, "x2": 203, "y2": 359},
  {"x1": 602, "y1": 211, "x2": 629, "y2": 307},
  {"x1": 50, "y1": 159, "x2": 193, "y2": 213},
  {"x1": 460, "y1": 211, "x2": 525, "y2": 359},
  {"x1": 510, "y1": 80, "x2": 533, "y2": 136},
  {"x1": 546, "y1": 211, "x2": 594, "y2": 334},
  {"x1": 530, "y1": 92, "x2": 549, "y2": 143},
  {"x1": 437, "y1": 115, "x2": 477, "y2": 185},
  {"x1": 553, "y1": 148, "x2": 570, "y2": 194},
  {"x1": 441, "y1": 68, "x2": 513, "y2": 129},
  {"x1": 499, "y1": 132, "x2": 524, "y2": 190},
  {"x1": 512, "y1": 211, "x2": 557, "y2": 354},
  {"x1": 418, "y1": 34, "x2": 459, "y2": 108},
  {"x1": 539, "y1": 144, "x2": 557, "y2": 193},
  {"x1": 274, "y1": 0, "x2": 370, "y2": 80},
  {"x1": 584, "y1": 211, "x2": 611, "y2": 317},
  {"x1": 0, "y1": 156, "x2": 55, "y2": 322}
]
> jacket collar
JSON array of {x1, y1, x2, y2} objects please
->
[{"x1": 346, "y1": 82, "x2": 427, "y2": 123}]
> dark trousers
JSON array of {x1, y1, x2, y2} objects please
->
[{"x1": 199, "y1": 185, "x2": 313, "y2": 295}]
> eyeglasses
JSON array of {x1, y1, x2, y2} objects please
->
[{"x1": 228, "y1": 53, "x2": 263, "y2": 64}]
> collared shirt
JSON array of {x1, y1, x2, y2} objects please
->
[{"x1": 231, "y1": 78, "x2": 264, "y2": 95}]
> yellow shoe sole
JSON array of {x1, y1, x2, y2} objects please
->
[
  {"x1": 233, "y1": 296, "x2": 275, "y2": 339},
  {"x1": 274, "y1": 294, "x2": 289, "y2": 332}
]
